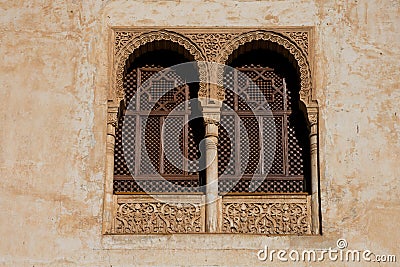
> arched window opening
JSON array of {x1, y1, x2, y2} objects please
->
[
  {"x1": 219, "y1": 42, "x2": 311, "y2": 194},
  {"x1": 106, "y1": 29, "x2": 319, "y2": 235},
  {"x1": 113, "y1": 43, "x2": 204, "y2": 193}
]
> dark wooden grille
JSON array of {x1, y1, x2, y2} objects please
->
[
  {"x1": 218, "y1": 114, "x2": 236, "y2": 176},
  {"x1": 218, "y1": 179, "x2": 303, "y2": 193},
  {"x1": 114, "y1": 179, "x2": 200, "y2": 193},
  {"x1": 114, "y1": 63, "x2": 308, "y2": 194},
  {"x1": 114, "y1": 66, "x2": 201, "y2": 193},
  {"x1": 219, "y1": 65, "x2": 306, "y2": 193}
]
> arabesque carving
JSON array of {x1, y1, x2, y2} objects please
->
[
  {"x1": 185, "y1": 33, "x2": 237, "y2": 61},
  {"x1": 106, "y1": 28, "x2": 318, "y2": 235},
  {"x1": 283, "y1": 31, "x2": 309, "y2": 55},
  {"x1": 107, "y1": 112, "x2": 118, "y2": 127},
  {"x1": 222, "y1": 198, "x2": 311, "y2": 234},
  {"x1": 114, "y1": 31, "x2": 140, "y2": 53},
  {"x1": 308, "y1": 113, "x2": 318, "y2": 125},
  {"x1": 115, "y1": 199, "x2": 204, "y2": 234}
]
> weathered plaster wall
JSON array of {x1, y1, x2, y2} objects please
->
[{"x1": 0, "y1": 0, "x2": 399, "y2": 266}]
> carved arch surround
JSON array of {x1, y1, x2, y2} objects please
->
[
  {"x1": 111, "y1": 29, "x2": 314, "y2": 106},
  {"x1": 216, "y1": 30, "x2": 313, "y2": 105},
  {"x1": 113, "y1": 30, "x2": 207, "y2": 103},
  {"x1": 105, "y1": 28, "x2": 320, "y2": 234}
]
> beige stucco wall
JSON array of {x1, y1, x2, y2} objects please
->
[{"x1": 1, "y1": 0, "x2": 399, "y2": 266}]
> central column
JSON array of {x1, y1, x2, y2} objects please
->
[
  {"x1": 202, "y1": 102, "x2": 222, "y2": 232},
  {"x1": 198, "y1": 62, "x2": 225, "y2": 232}
]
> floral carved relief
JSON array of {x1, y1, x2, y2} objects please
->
[
  {"x1": 185, "y1": 33, "x2": 238, "y2": 62},
  {"x1": 115, "y1": 201, "x2": 204, "y2": 234},
  {"x1": 283, "y1": 31, "x2": 309, "y2": 55},
  {"x1": 222, "y1": 201, "x2": 311, "y2": 234}
]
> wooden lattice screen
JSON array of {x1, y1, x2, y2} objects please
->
[
  {"x1": 114, "y1": 64, "x2": 308, "y2": 194},
  {"x1": 218, "y1": 65, "x2": 308, "y2": 193},
  {"x1": 113, "y1": 65, "x2": 201, "y2": 193}
]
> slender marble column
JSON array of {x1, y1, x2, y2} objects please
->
[
  {"x1": 204, "y1": 119, "x2": 220, "y2": 232},
  {"x1": 103, "y1": 107, "x2": 118, "y2": 234},
  {"x1": 202, "y1": 102, "x2": 222, "y2": 233},
  {"x1": 308, "y1": 112, "x2": 320, "y2": 234}
]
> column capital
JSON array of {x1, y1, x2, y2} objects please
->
[
  {"x1": 306, "y1": 101, "x2": 318, "y2": 127},
  {"x1": 308, "y1": 113, "x2": 318, "y2": 125},
  {"x1": 200, "y1": 99, "x2": 222, "y2": 138},
  {"x1": 107, "y1": 106, "x2": 120, "y2": 127}
]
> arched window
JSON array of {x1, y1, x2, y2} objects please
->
[
  {"x1": 113, "y1": 43, "x2": 204, "y2": 194},
  {"x1": 219, "y1": 42, "x2": 310, "y2": 194},
  {"x1": 105, "y1": 28, "x2": 319, "y2": 235}
]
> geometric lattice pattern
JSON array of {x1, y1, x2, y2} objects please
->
[
  {"x1": 255, "y1": 79, "x2": 274, "y2": 102},
  {"x1": 163, "y1": 116, "x2": 185, "y2": 175},
  {"x1": 115, "y1": 63, "x2": 307, "y2": 194},
  {"x1": 140, "y1": 116, "x2": 161, "y2": 175},
  {"x1": 218, "y1": 114, "x2": 236, "y2": 176},
  {"x1": 265, "y1": 116, "x2": 284, "y2": 175},
  {"x1": 187, "y1": 123, "x2": 200, "y2": 174},
  {"x1": 240, "y1": 116, "x2": 261, "y2": 175},
  {"x1": 114, "y1": 115, "x2": 134, "y2": 176},
  {"x1": 288, "y1": 120, "x2": 304, "y2": 175},
  {"x1": 114, "y1": 179, "x2": 200, "y2": 193},
  {"x1": 219, "y1": 179, "x2": 303, "y2": 193},
  {"x1": 114, "y1": 65, "x2": 201, "y2": 193}
]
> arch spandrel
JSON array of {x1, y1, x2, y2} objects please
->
[
  {"x1": 215, "y1": 30, "x2": 313, "y2": 106},
  {"x1": 111, "y1": 30, "x2": 207, "y2": 105}
]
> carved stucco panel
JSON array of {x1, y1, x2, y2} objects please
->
[
  {"x1": 114, "y1": 31, "x2": 141, "y2": 54},
  {"x1": 114, "y1": 195, "x2": 205, "y2": 234},
  {"x1": 283, "y1": 31, "x2": 309, "y2": 55},
  {"x1": 222, "y1": 197, "x2": 312, "y2": 235},
  {"x1": 185, "y1": 33, "x2": 238, "y2": 62}
]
